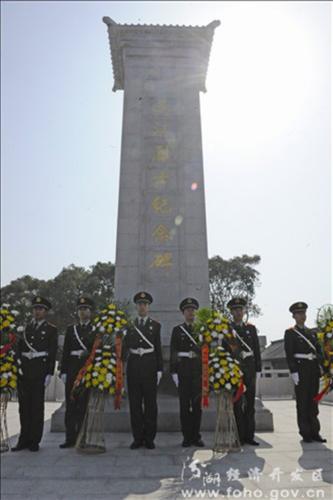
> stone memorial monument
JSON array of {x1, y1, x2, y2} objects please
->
[{"x1": 102, "y1": 17, "x2": 220, "y2": 343}]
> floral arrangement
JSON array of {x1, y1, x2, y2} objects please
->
[
  {"x1": 0, "y1": 304, "x2": 20, "y2": 394},
  {"x1": 209, "y1": 347, "x2": 243, "y2": 393},
  {"x1": 92, "y1": 303, "x2": 128, "y2": 335},
  {"x1": 314, "y1": 304, "x2": 333, "y2": 402},
  {"x1": 193, "y1": 308, "x2": 242, "y2": 407},
  {"x1": 73, "y1": 304, "x2": 128, "y2": 408},
  {"x1": 195, "y1": 308, "x2": 235, "y2": 347}
]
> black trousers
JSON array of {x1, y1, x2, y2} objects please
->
[
  {"x1": 178, "y1": 374, "x2": 202, "y2": 443},
  {"x1": 17, "y1": 377, "x2": 45, "y2": 446},
  {"x1": 127, "y1": 373, "x2": 158, "y2": 443},
  {"x1": 295, "y1": 364, "x2": 320, "y2": 440},
  {"x1": 234, "y1": 372, "x2": 256, "y2": 442},
  {"x1": 64, "y1": 374, "x2": 89, "y2": 444}
]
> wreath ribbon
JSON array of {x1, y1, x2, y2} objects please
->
[
  {"x1": 201, "y1": 344, "x2": 209, "y2": 408},
  {"x1": 71, "y1": 335, "x2": 101, "y2": 400},
  {"x1": 114, "y1": 335, "x2": 123, "y2": 410}
]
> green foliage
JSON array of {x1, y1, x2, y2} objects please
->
[
  {"x1": 0, "y1": 262, "x2": 115, "y2": 333},
  {"x1": 209, "y1": 254, "x2": 261, "y2": 317},
  {"x1": 194, "y1": 307, "x2": 212, "y2": 332},
  {"x1": 0, "y1": 254, "x2": 261, "y2": 333}
]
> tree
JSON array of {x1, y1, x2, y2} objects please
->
[
  {"x1": 1, "y1": 255, "x2": 261, "y2": 330},
  {"x1": 209, "y1": 254, "x2": 261, "y2": 317},
  {"x1": 0, "y1": 262, "x2": 115, "y2": 332}
]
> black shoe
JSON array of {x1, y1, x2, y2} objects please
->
[
  {"x1": 182, "y1": 440, "x2": 192, "y2": 447},
  {"x1": 130, "y1": 440, "x2": 143, "y2": 449},
  {"x1": 245, "y1": 439, "x2": 259, "y2": 446},
  {"x1": 11, "y1": 442, "x2": 29, "y2": 452},
  {"x1": 145, "y1": 441, "x2": 155, "y2": 449},
  {"x1": 312, "y1": 435, "x2": 327, "y2": 443},
  {"x1": 302, "y1": 437, "x2": 313, "y2": 443},
  {"x1": 59, "y1": 442, "x2": 75, "y2": 449},
  {"x1": 29, "y1": 444, "x2": 39, "y2": 452},
  {"x1": 192, "y1": 439, "x2": 205, "y2": 447}
]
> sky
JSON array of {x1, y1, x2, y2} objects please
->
[{"x1": 1, "y1": 1, "x2": 331, "y2": 342}]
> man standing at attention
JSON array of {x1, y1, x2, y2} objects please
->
[
  {"x1": 59, "y1": 296, "x2": 96, "y2": 448},
  {"x1": 13, "y1": 296, "x2": 58, "y2": 452},
  {"x1": 228, "y1": 297, "x2": 262, "y2": 446},
  {"x1": 284, "y1": 302, "x2": 326, "y2": 443},
  {"x1": 122, "y1": 291, "x2": 163, "y2": 449},
  {"x1": 170, "y1": 297, "x2": 204, "y2": 448}
]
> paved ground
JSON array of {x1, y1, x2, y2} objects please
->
[{"x1": 1, "y1": 401, "x2": 332, "y2": 499}]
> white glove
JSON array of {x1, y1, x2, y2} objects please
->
[
  {"x1": 256, "y1": 372, "x2": 261, "y2": 383},
  {"x1": 60, "y1": 373, "x2": 67, "y2": 385},
  {"x1": 172, "y1": 373, "x2": 179, "y2": 387},
  {"x1": 291, "y1": 372, "x2": 299, "y2": 385},
  {"x1": 44, "y1": 374, "x2": 52, "y2": 387},
  {"x1": 157, "y1": 371, "x2": 162, "y2": 385}
]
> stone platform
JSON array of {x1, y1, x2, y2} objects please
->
[
  {"x1": 50, "y1": 394, "x2": 273, "y2": 432},
  {"x1": 2, "y1": 401, "x2": 332, "y2": 500}
]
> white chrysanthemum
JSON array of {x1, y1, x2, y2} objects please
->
[
  {"x1": 100, "y1": 326, "x2": 105, "y2": 333},
  {"x1": 17, "y1": 326, "x2": 24, "y2": 332},
  {"x1": 213, "y1": 363, "x2": 220, "y2": 369},
  {"x1": 212, "y1": 331, "x2": 218, "y2": 338},
  {"x1": 209, "y1": 376, "x2": 214, "y2": 382},
  {"x1": 110, "y1": 358, "x2": 116, "y2": 365},
  {"x1": 92, "y1": 372, "x2": 98, "y2": 378},
  {"x1": 225, "y1": 383, "x2": 232, "y2": 391},
  {"x1": 98, "y1": 384, "x2": 104, "y2": 390},
  {"x1": 106, "y1": 373, "x2": 112, "y2": 383}
]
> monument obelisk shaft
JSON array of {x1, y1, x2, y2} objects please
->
[{"x1": 103, "y1": 18, "x2": 220, "y2": 344}]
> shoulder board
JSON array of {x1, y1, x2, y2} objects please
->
[{"x1": 150, "y1": 318, "x2": 160, "y2": 327}]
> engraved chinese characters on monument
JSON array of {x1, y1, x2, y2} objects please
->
[{"x1": 103, "y1": 18, "x2": 220, "y2": 343}]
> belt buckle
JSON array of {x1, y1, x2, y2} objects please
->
[
  {"x1": 310, "y1": 353, "x2": 315, "y2": 360},
  {"x1": 189, "y1": 351, "x2": 194, "y2": 359},
  {"x1": 137, "y1": 347, "x2": 144, "y2": 357},
  {"x1": 27, "y1": 352, "x2": 33, "y2": 360}
]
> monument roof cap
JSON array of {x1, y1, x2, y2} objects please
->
[{"x1": 102, "y1": 17, "x2": 220, "y2": 91}]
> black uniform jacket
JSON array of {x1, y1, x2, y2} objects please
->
[
  {"x1": 231, "y1": 322, "x2": 262, "y2": 374},
  {"x1": 123, "y1": 317, "x2": 163, "y2": 377},
  {"x1": 60, "y1": 322, "x2": 96, "y2": 378},
  {"x1": 16, "y1": 320, "x2": 58, "y2": 380},
  {"x1": 284, "y1": 325, "x2": 322, "y2": 375}
]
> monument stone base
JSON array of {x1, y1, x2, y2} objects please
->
[{"x1": 50, "y1": 380, "x2": 274, "y2": 433}]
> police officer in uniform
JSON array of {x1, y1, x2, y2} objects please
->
[
  {"x1": 284, "y1": 301, "x2": 326, "y2": 443},
  {"x1": 59, "y1": 296, "x2": 96, "y2": 448},
  {"x1": 170, "y1": 298, "x2": 204, "y2": 447},
  {"x1": 123, "y1": 291, "x2": 163, "y2": 449},
  {"x1": 228, "y1": 297, "x2": 262, "y2": 446},
  {"x1": 13, "y1": 296, "x2": 58, "y2": 452}
]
